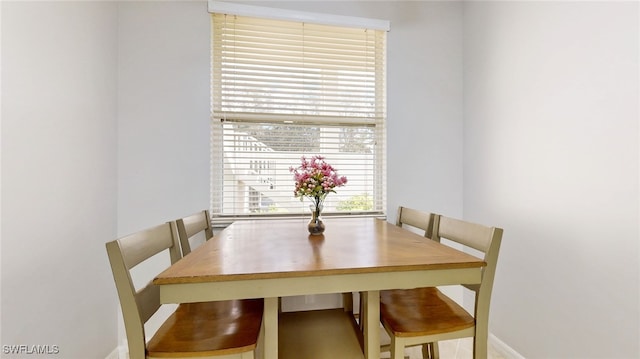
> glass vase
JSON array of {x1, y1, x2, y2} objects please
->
[{"x1": 308, "y1": 203, "x2": 325, "y2": 236}]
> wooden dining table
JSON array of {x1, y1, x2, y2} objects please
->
[{"x1": 153, "y1": 217, "x2": 485, "y2": 359}]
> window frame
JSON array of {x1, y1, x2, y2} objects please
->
[{"x1": 209, "y1": 2, "x2": 389, "y2": 225}]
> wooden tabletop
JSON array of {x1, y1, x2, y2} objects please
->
[{"x1": 154, "y1": 217, "x2": 485, "y2": 285}]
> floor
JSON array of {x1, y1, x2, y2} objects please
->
[
  {"x1": 136, "y1": 307, "x2": 509, "y2": 359},
  {"x1": 373, "y1": 317, "x2": 507, "y2": 359},
  {"x1": 382, "y1": 337, "x2": 507, "y2": 359},
  {"x1": 121, "y1": 338, "x2": 506, "y2": 359},
  {"x1": 123, "y1": 334, "x2": 506, "y2": 359}
]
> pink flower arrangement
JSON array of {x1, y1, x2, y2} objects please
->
[{"x1": 290, "y1": 155, "x2": 347, "y2": 213}]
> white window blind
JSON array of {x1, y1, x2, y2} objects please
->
[{"x1": 210, "y1": 11, "x2": 387, "y2": 221}]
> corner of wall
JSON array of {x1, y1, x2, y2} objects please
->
[
  {"x1": 489, "y1": 333, "x2": 525, "y2": 359},
  {"x1": 105, "y1": 345, "x2": 126, "y2": 359}
]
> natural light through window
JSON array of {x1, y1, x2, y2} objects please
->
[{"x1": 210, "y1": 8, "x2": 388, "y2": 222}]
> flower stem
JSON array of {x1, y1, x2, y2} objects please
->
[{"x1": 314, "y1": 196, "x2": 322, "y2": 217}]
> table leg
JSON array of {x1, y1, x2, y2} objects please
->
[
  {"x1": 264, "y1": 297, "x2": 279, "y2": 359},
  {"x1": 363, "y1": 290, "x2": 380, "y2": 359}
]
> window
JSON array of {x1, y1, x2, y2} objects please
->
[{"x1": 210, "y1": 4, "x2": 388, "y2": 222}]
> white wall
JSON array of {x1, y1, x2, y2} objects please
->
[
  {"x1": 115, "y1": 0, "x2": 466, "y2": 236},
  {"x1": 117, "y1": 1, "x2": 211, "y2": 237},
  {"x1": 114, "y1": 0, "x2": 466, "y2": 315},
  {"x1": 386, "y1": 1, "x2": 464, "y2": 219},
  {"x1": 1, "y1": 1, "x2": 118, "y2": 358},
  {"x1": 0, "y1": 0, "x2": 4, "y2": 347},
  {"x1": 114, "y1": 1, "x2": 211, "y2": 349},
  {"x1": 2, "y1": 1, "x2": 460, "y2": 355},
  {"x1": 463, "y1": 1, "x2": 639, "y2": 358}
]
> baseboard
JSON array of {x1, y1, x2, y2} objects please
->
[
  {"x1": 106, "y1": 333, "x2": 516, "y2": 359},
  {"x1": 489, "y1": 333, "x2": 525, "y2": 359},
  {"x1": 105, "y1": 345, "x2": 126, "y2": 359},
  {"x1": 105, "y1": 347, "x2": 119, "y2": 359}
]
